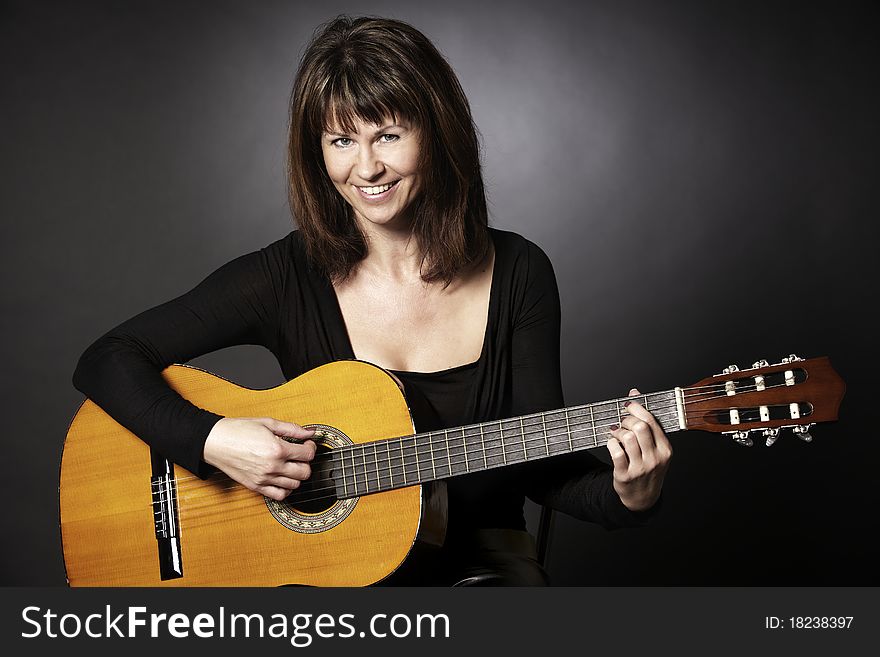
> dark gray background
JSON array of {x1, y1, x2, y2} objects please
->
[{"x1": 2, "y1": 0, "x2": 877, "y2": 586}]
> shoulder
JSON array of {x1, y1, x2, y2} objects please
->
[
  {"x1": 249, "y1": 229, "x2": 316, "y2": 275},
  {"x1": 488, "y1": 227, "x2": 557, "y2": 282}
]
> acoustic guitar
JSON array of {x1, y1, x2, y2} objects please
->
[{"x1": 59, "y1": 355, "x2": 845, "y2": 586}]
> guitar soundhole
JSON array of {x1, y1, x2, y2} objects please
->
[
  {"x1": 284, "y1": 445, "x2": 337, "y2": 514},
  {"x1": 265, "y1": 425, "x2": 358, "y2": 534}
]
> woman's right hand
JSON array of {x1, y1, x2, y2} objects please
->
[{"x1": 202, "y1": 417, "x2": 316, "y2": 501}]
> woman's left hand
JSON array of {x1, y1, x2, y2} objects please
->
[{"x1": 607, "y1": 388, "x2": 673, "y2": 512}]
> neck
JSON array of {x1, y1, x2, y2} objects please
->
[
  {"x1": 357, "y1": 221, "x2": 426, "y2": 282},
  {"x1": 330, "y1": 389, "x2": 684, "y2": 498}
]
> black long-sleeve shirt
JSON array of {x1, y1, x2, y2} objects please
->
[{"x1": 73, "y1": 228, "x2": 652, "y2": 537}]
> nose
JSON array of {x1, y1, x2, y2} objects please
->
[{"x1": 356, "y1": 145, "x2": 384, "y2": 181}]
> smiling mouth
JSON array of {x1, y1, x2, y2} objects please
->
[{"x1": 356, "y1": 180, "x2": 400, "y2": 196}]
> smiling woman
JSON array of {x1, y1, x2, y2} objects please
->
[
  {"x1": 320, "y1": 117, "x2": 422, "y2": 233},
  {"x1": 287, "y1": 16, "x2": 490, "y2": 285},
  {"x1": 70, "y1": 14, "x2": 671, "y2": 586}
]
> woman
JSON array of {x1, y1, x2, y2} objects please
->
[{"x1": 73, "y1": 15, "x2": 671, "y2": 585}]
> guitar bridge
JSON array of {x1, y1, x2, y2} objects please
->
[{"x1": 150, "y1": 450, "x2": 183, "y2": 580}]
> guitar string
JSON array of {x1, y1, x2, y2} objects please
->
[
  {"x1": 171, "y1": 397, "x2": 791, "y2": 516},
  {"x1": 171, "y1": 408, "x2": 685, "y2": 521},
  {"x1": 169, "y1": 408, "x2": 681, "y2": 506},
  {"x1": 169, "y1": 375, "x2": 788, "y2": 490},
  {"x1": 164, "y1": 378, "x2": 807, "y2": 514},
  {"x1": 169, "y1": 377, "x2": 804, "y2": 508},
  {"x1": 171, "y1": 373, "x2": 797, "y2": 495}
]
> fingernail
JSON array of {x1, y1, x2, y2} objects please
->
[
  {"x1": 624, "y1": 401, "x2": 632, "y2": 407},
  {"x1": 610, "y1": 424, "x2": 619, "y2": 431}
]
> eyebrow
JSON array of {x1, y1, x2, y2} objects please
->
[{"x1": 323, "y1": 124, "x2": 405, "y2": 137}]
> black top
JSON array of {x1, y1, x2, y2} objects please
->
[{"x1": 72, "y1": 228, "x2": 652, "y2": 537}]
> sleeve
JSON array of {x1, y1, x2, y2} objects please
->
[
  {"x1": 71, "y1": 241, "x2": 286, "y2": 477},
  {"x1": 510, "y1": 239, "x2": 658, "y2": 529}
]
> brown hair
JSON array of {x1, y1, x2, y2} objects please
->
[{"x1": 287, "y1": 15, "x2": 489, "y2": 284}]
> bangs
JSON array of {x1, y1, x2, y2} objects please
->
[{"x1": 313, "y1": 66, "x2": 422, "y2": 136}]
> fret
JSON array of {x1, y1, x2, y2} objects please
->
[
  {"x1": 593, "y1": 400, "x2": 617, "y2": 444},
  {"x1": 414, "y1": 433, "x2": 432, "y2": 483},
  {"x1": 545, "y1": 410, "x2": 570, "y2": 456},
  {"x1": 479, "y1": 424, "x2": 488, "y2": 470},
  {"x1": 502, "y1": 419, "x2": 525, "y2": 463},
  {"x1": 565, "y1": 406, "x2": 590, "y2": 450},
  {"x1": 463, "y1": 426, "x2": 482, "y2": 472},
  {"x1": 565, "y1": 408, "x2": 572, "y2": 452},
  {"x1": 522, "y1": 415, "x2": 545, "y2": 460},
  {"x1": 499, "y1": 422, "x2": 508, "y2": 464},
  {"x1": 333, "y1": 452, "x2": 347, "y2": 498},
  {"x1": 378, "y1": 440, "x2": 393, "y2": 491},
  {"x1": 370, "y1": 443, "x2": 382, "y2": 491},
  {"x1": 589, "y1": 404, "x2": 597, "y2": 446},
  {"x1": 353, "y1": 445, "x2": 368, "y2": 495},
  {"x1": 399, "y1": 437, "x2": 407, "y2": 485},
  {"x1": 427, "y1": 432, "x2": 436, "y2": 480},
  {"x1": 349, "y1": 446, "x2": 359, "y2": 496},
  {"x1": 389, "y1": 439, "x2": 404, "y2": 487},
  {"x1": 402, "y1": 436, "x2": 418, "y2": 484},
  {"x1": 482, "y1": 422, "x2": 505, "y2": 469},
  {"x1": 432, "y1": 432, "x2": 450, "y2": 479},
  {"x1": 446, "y1": 428, "x2": 466, "y2": 475},
  {"x1": 445, "y1": 431, "x2": 453, "y2": 476},
  {"x1": 541, "y1": 414, "x2": 549, "y2": 456},
  {"x1": 519, "y1": 417, "x2": 527, "y2": 460}
]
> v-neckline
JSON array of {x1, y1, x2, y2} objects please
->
[{"x1": 325, "y1": 229, "x2": 499, "y2": 375}]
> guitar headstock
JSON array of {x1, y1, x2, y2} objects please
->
[{"x1": 681, "y1": 355, "x2": 845, "y2": 446}]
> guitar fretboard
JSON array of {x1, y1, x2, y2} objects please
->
[{"x1": 330, "y1": 390, "x2": 681, "y2": 498}]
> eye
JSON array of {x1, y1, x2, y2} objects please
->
[
  {"x1": 331, "y1": 137, "x2": 353, "y2": 148},
  {"x1": 379, "y1": 133, "x2": 400, "y2": 143}
]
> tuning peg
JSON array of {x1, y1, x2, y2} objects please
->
[
  {"x1": 752, "y1": 359, "x2": 769, "y2": 369},
  {"x1": 792, "y1": 424, "x2": 813, "y2": 442},
  {"x1": 763, "y1": 427, "x2": 780, "y2": 447},
  {"x1": 781, "y1": 354, "x2": 804, "y2": 364},
  {"x1": 723, "y1": 364, "x2": 740, "y2": 374},
  {"x1": 731, "y1": 430, "x2": 753, "y2": 447}
]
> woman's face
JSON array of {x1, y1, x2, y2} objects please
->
[{"x1": 321, "y1": 115, "x2": 422, "y2": 231}]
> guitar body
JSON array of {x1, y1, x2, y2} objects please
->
[{"x1": 59, "y1": 361, "x2": 422, "y2": 587}]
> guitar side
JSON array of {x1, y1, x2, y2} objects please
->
[{"x1": 59, "y1": 360, "x2": 422, "y2": 587}]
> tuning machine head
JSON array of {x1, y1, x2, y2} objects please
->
[
  {"x1": 792, "y1": 424, "x2": 813, "y2": 442},
  {"x1": 763, "y1": 427, "x2": 780, "y2": 447},
  {"x1": 730, "y1": 430, "x2": 753, "y2": 447}
]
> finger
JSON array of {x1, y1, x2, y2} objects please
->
[
  {"x1": 620, "y1": 415, "x2": 657, "y2": 456},
  {"x1": 606, "y1": 436, "x2": 630, "y2": 473},
  {"x1": 629, "y1": 388, "x2": 640, "y2": 397},
  {"x1": 610, "y1": 424, "x2": 643, "y2": 462},
  {"x1": 285, "y1": 440, "x2": 317, "y2": 462},
  {"x1": 622, "y1": 401, "x2": 673, "y2": 460},
  {"x1": 267, "y1": 438, "x2": 317, "y2": 464},
  {"x1": 622, "y1": 397, "x2": 661, "y2": 431},
  {"x1": 263, "y1": 473, "x2": 308, "y2": 489},
  {"x1": 275, "y1": 460, "x2": 313, "y2": 481},
  {"x1": 256, "y1": 484, "x2": 296, "y2": 502},
  {"x1": 262, "y1": 418, "x2": 316, "y2": 440}
]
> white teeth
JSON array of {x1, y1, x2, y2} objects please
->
[{"x1": 359, "y1": 181, "x2": 396, "y2": 195}]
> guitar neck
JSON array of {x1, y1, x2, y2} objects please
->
[{"x1": 330, "y1": 389, "x2": 682, "y2": 498}]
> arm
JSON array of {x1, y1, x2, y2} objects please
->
[
  {"x1": 511, "y1": 240, "x2": 669, "y2": 528},
  {"x1": 72, "y1": 238, "x2": 315, "y2": 497}
]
